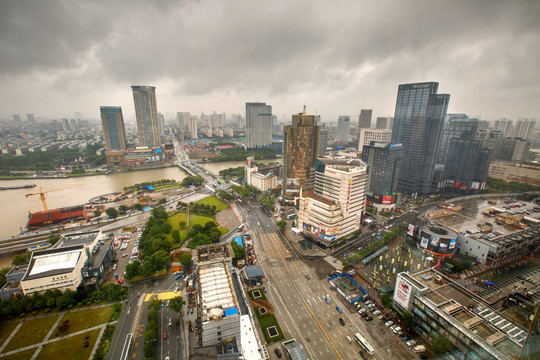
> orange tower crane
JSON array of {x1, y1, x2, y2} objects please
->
[{"x1": 25, "y1": 185, "x2": 83, "y2": 212}]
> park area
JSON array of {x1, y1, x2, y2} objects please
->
[{"x1": 0, "y1": 303, "x2": 119, "y2": 360}]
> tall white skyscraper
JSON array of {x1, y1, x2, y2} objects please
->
[
  {"x1": 132, "y1": 85, "x2": 161, "y2": 147},
  {"x1": 246, "y1": 102, "x2": 272, "y2": 148},
  {"x1": 514, "y1": 119, "x2": 536, "y2": 139},
  {"x1": 337, "y1": 116, "x2": 351, "y2": 143},
  {"x1": 177, "y1": 112, "x2": 190, "y2": 129}
]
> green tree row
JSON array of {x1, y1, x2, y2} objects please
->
[
  {"x1": 123, "y1": 179, "x2": 177, "y2": 191},
  {"x1": 218, "y1": 166, "x2": 245, "y2": 179}
]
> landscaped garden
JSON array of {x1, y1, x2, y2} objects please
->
[
  {"x1": 248, "y1": 288, "x2": 284, "y2": 344},
  {"x1": 52, "y1": 305, "x2": 115, "y2": 338},
  {"x1": 36, "y1": 328, "x2": 100, "y2": 360},
  {"x1": 3, "y1": 315, "x2": 59, "y2": 352}
]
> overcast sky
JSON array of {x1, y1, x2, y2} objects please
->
[{"x1": 1, "y1": 0, "x2": 539, "y2": 123}]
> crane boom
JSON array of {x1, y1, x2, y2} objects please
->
[{"x1": 25, "y1": 185, "x2": 84, "y2": 212}]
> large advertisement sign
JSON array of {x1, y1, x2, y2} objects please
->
[
  {"x1": 420, "y1": 237, "x2": 429, "y2": 248},
  {"x1": 439, "y1": 239, "x2": 448, "y2": 252},
  {"x1": 449, "y1": 238, "x2": 457, "y2": 250},
  {"x1": 407, "y1": 223, "x2": 415, "y2": 237},
  {"x1": 430, "y1": 236, "x2": 439, "y2": 247},
  {"x1": 394, "y1": 274, "x2": 414, "y2": 310},
  {"x1": 382, "y1": 195, "x2": 394, "y2": 204},
  {"x1": 471, "y1": 182, "x2": 480, "y2": 190}
]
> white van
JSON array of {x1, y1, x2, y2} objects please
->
[
  {"x1": 413, "y1": 345, "x2": 426, "y2": 353},
  {"x1": 345, "y1": 335, "x2": 352, "y2": 344}
]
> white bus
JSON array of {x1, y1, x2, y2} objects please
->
[{"x1": 354, "y1": 333, "x2": 375, "y2": 355}]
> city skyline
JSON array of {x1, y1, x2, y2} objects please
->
[{"x1": 0, "y1": 1, "x2": 539, "y2": 121}]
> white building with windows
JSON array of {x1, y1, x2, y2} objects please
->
[
  {"x1": 246, "y1": 102, "x2": 272, "y2": 148},
  {"x1": 358, "y1": 128, "x2": 392, "y2": 151},
  {"x1": 297, "y1": 158, "x2": 367, "y2": 246}
]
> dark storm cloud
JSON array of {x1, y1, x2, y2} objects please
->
[{"x1": 0, "y1": 0, "x2": 539, "y2": 120}]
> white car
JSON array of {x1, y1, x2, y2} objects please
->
[
  {"x1": 393, "y1": 326, "x2": 402, "y2": 334},
  {"x1": 406, "y1": 339, "x2": 417, "y2": 347},
  {"x1": 385, "y1": 320, "x2": 394, "y2": 327},
  {"x1": 372, "y1": 309, "x2": 381, "y2": 315}
]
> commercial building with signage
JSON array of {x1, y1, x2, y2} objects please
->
[
  {"x1": 361, "y1": 142, "x2": 402, "y2": 210},
  {"x1": 244, "y1": 156, "x2": 278, "y2": 191},
  {"x1": 394, "y1": 270, "x2": 524, "y2": 359},
  {"x1": 297, "y1": 158, "x2": 367, "y2": 246},
  {"x1": 408, "y1": 222, "x2": 458, "y2": 257}
]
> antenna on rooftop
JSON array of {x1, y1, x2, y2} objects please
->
[{"x1": 303, "y1": 103, "x2": 306, "y2": 114}]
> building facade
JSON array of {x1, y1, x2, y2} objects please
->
[
  {"x1": 513, "y1": 119, "x2": 536, "y2": 139},
  {"x1": 177, "y1": 112, "x2": 190, "y2": 129},
  {"x1": 358, "y1": 129, "x2": 392, "y2": 151},
  {"x1": 246, "y1": 102, "x2": 272, "y2": 148},
  {"x1": 188, "y1": 115, "x2": 198, "y2": 139},
  {"x1": 437, "y1": 114, "x2": 476, "y2": 165},
  {"x1": 337, "y1": 116, "x2": 351, "y2": 144},
  {"x1": 391, "y1": 82, "x2": 450, "y2": 196},
  {"x1": 282, "y1": 111, "x2": 320, "y2": 202},
  {"x1": 376, "y1": 117, "x2": 393, "y2": 130},
  {"x1": 361, "y1": 142, "x2": 402, "y2": 209},
  {"x1": 358, "y1": 109, "x2": 373, "y2": 129},
  {"x1": 319, "y1": 129, "x2": 329, "y2": 155},
  {"x1": 488, "y1": 161, "x2": 540, "y2": 187},
  {"x1": 297, "y1": 158, "x2": 367, "y2": 246},
  {"x1": 100, "y1": 106, "x2": 127, "y2": 151},
  {"x1": 132, "y1": 85, "x2": 161, "y2": 147}
]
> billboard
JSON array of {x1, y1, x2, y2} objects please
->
[
  {"x1": 382, "y1": 195, "x2": 394, "y2": 204},
  {"x1": 394, "y1": 274, "x2": 414, "y2": 310},
  {"x1": 439, "y1": 239, "x2": 449, "y2": 252},
  {"x1": 407, "y1": 223, "x2": 415, "y2": 237},
  {"x1": 471, "y1": 182, "x2": 480, "y2": 190},
  {"x1": 449, "y1": 238, "x2": 457, "y2": 250},
  {"x1": 420, "y1": 237, "x2": 429, "y2": 248},
  {"x1": 430, "y1": 236, "x2": 439, "y2": 247}
]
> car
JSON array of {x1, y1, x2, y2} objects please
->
[
  {"x1": 359, "y1": 351, "x2": 368, "y2": 360},
  {"x1": 324, "y1": 297, "x2": 330, "y2": 304},
  {"x1": 360, "y1": 312, "x2": 367, "y2": 317},
  {"x1": 338, "y1": 318, "x2": 345, "y2": 326},
  {"x1": 165, "y1": 357, "x2": 170, "y2": 360},
  {"x1": 122, "y1": 253, "x2": 128, "y2": 257},
  {"x1": 305, "y1": 275, "x2": 310, "y2": 279},
  {"x1": 113, "y1": 264, "x2": 117, "y2": 270},
  {"x1": 168, "y1": 318, "x2": 172, "y2": 326},
  {"x1": 385, "y1": 320, "x2": 394, "y2": 327},
  {"x1": 163, "y1": 330, "x2": 168, "y2": 339},
  {"x1": 358, "y1": 308, "x2": 366, "y2": 314},
  {"x1": 365, "y1": 315, "x2": 373, "y2": 321},
  {"x1": 372, "y1": 309, "x2": 381, "y2": 315},
  {"x1": 390, "y1": 324, "x2": 398, "y2": 331},
  {"x1": 336, "y1": 306, "x2": 342, "y2": 314},
  {"x1": 274, "y1": 348, "x2": 282, "y2": 358},
  {"x1": 393, "y1": 326, "x2": 402, "y2": 334},
  {"x1": 267, "y1": 224, "x2": 270, "y2": 228},
  {"x1": 116, "y1": 279, "x2": 124, "y2": 284},
  {"x1": 402, "y1": 336, "x2": 410, "y2": 342},
  {"x1": 407, "y1": 339, "x2": 417, "y2": 347},
  {"x1": 174, "y1": 287, "x2": 179, "y2": 293}
]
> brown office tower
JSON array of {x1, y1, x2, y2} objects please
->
[{"x1": 282, "y1": 110, "x2": 320, "y2": 203}]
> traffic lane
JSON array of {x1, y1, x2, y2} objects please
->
[{"x1": 106, "y1": 291, "x2": 141, "y2": 360}]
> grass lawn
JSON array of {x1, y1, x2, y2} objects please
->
[
  {"x1": 3, "y1": 315, "x2": 59, "y2": 352},
  {"x1": 248, "y1": 289, "x2": 284, "y2": 343},
  {"x1": 52, "y1": 305, "x2": 114, "y2": 338},
  {"x1": 0, "y1": 348, "x2": 36, "y2": 360},
  {"x1": 167, "y1": 212, "x2": 227, "y2": 245},
  {"x1": 0, "y1": 321, "x2": 19, "y2": 348},
  {"x1": 36, "y1": 328, "x2": 100, "y2": 360},
  {"x1": 194, "y1": 196, "x2": 228, "y2": 211}
]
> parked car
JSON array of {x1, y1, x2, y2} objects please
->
[
  {"x1": 163, "y1": 330, "x2": 168, "y2": 339},
  {"x1": 336, "y1": 306, "x2": 342, "y2": 314},
  {"x1": 339, "y1": 318, "x2": 345, "y2": 326},
  {"x1": 385, "y1": 320, "x2": 394, "y2": 327},
  {"x1": 406, "y1": 339, "x2": 417, "y2": 347},
  {"x1": 358, "y1": 308, "x2": 366, "y2": 314},
  {"x1": 116, "y1": 279, "x2": 124, "y2": 284},
  {"x1": 372, "y1": 309, "x2": 381, "y2": 315},
  {"x1": 365, "y1": 315, "x2": 373, "y2": 321},
  {"x1": 274, "y1": 348, "x2": 282, "y2": 358},
  {"x1": 392, "y1": 326, "x2": 402, "y2": 334},
  {"x1": 324, "y1": 297, "x2": 330, "y2": 304}
]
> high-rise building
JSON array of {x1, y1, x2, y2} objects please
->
[
  {"x1": 361, "y1": 142, "x2": 402, "y2": 209},
  {"x1": 131, "y1": 85, "x2": 161, "y2": 147},
  {"x1": 437, "y1": 114, "x2": 477, "y2": 164},
  {"x1": 497, "y1": 138, "x2": 531, "y2": 162},
  {"x1": 188, "y1": 115, "x2": 198, "y2": 139},
  {"x1": 358, "y1": 109, "x2": 372, "y2": 129},
  {"x1": 26, "y1": 113, "x2": 36, "y2": 123},
  {"x1": 246, "y1": 102, "x2": 272, "y2": 148},
  {"x1": 61, "y1": 118, "x2": 70, "y2": 132},
  {"x1": 297, "y1": 158, "x2": 367, "y2": 246},
  {"x1": 319, "y1": 129, "x2": 329, "y2": 155},
  {"x1": 493, "y1": 118, "x2": 514, "y2": 137},
  {"x1": 337, "y1": 116, "x2": 351, "y2": 144},
  {"x1": 12, "y1": 114, "x2": 21, "y2": 123},
  {"x1": 100, "y1": 106, "x2": 127, "y2": 151},
  {"x1": 376, "y1": 117, "x2": 393, "y2": 130},
  {"x1": 514, "y1": 119, "x2": 536, "y2": 139},
  {"x1": 358, "y1": 129, "x2": 392, "y2": 151},
  {"x1": 282, "y1": 111, "x2": 320, "y2": 202},
  {"x1": 177, "y1": 112, "x2": 190, "y2": 129},
  {"x1": 70, "y1": 119, "x2": 79, "y2": 132},
  {"x1": 391, "y1": 82, "x2": 450, "y2": 196}
]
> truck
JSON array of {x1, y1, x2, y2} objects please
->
[{"x1": 347, "y1": 269, "x2": 356, "y2": 277}]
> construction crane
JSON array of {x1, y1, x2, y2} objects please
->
[{"x1": 25, "y1": 185, "x2": 83, "y2": 212}]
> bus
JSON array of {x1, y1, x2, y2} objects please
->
[
  {"x1": 120, "y1": 333, "x2": 133, "y2": 360},
  {"x1": 354, "y1": 333, "x2": 375, "y2": 355},
  {"x1": 237, "y1": 223, "x2": 245, "y2": 231}
]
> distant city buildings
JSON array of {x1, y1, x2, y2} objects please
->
[
  {"x1": 177, "y1": 112, "x2": 189, "y2": 129},
  {"x1": 246, "y1": 102, "x2": 272, "y2": 148},
  {"x1": 376, "y1": 116, "x2": 393, "y2": 130},
  {"x1": 392, "y1": 82, "x2": 450, "y2": 197},
  {"x1": 132, "y1": 85, "x2": 162, "y2": 147},
  {"x1": 358, "y1": 109, "x2": 372, "y2": 129},
  {"x1": 437, "y1": 114, "x2": 476, "y2": 165},
  {"x1": 282, "y1": 110, "x2": 320, "y2": 202},
  {"x1": 188, "y1": 115, "x2": 198, "y2": 139},
  {"x1": 297, "y1": 158, "x2": 367, "y2": 246},
  {"x1": 514, "y1": 119, "x2": 536, "y2": 139},
  {"x1": 318, "y1": 129, "x2": 329, "y2": 155},
  {"x1": 100, "y1": 106, "x2": 127, "y2": 167}
]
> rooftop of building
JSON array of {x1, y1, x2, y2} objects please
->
[
  {"x1": 199, "y1": 262, "x2": 238, "y2": 322},
  {"x1": 300, "y1": 189, "x2": 336, "y2": 207},
  {"x1": 22, "y1": 245, "x2": 84, "y2": 281},
  {"x1": 54, "y1": 230, "x2": 101, "y2": 248},
  {"x1": 7, "y1": 265, "x2": 28, "y2": 277},
  {"x1": 428, "y1": 197, "x2": 540, "y2": 246},
  {"x1": 196, "y1": 243, "x2": 233, "y2": 264},
  {"x1": 282, "y1": 339, "x2": 309, "y2": 360},
  {"x1": 317, "y1": 157, "x2": 367, "y2": 171},
  {"x1": 404, "y1": 269, "x2": 524, "y2": 359}
]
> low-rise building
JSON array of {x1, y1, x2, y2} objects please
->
[
  {"x1": 244, "y1": 156, "x2": 278, "y2": 191},
  {"x1": 488, "y1": 161, "x2": 540, "y2": 187}
]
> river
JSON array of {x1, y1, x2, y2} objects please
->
[{"x1": 0, "y1": 167, "x2": 188, "y2": 238}]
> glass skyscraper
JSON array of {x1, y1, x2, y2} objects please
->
[
  {"x1": 246, "y1": 102, "x2": 272, "y2": 148},
  {"x1": 391, "y1": 82, "x2": 450, "y2": 196},
  {"x1": 100, "y1": 106, "x2": 127, "y2": 151},
  {"x1": 132, "y1": 85, "x2": 161, "y2": 147}
]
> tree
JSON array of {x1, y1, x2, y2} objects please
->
[
  {"x1": 179, "y1": 253, "x2": 193, "y2": 268},
  {"x1": 230, "y1": 241, "x2": 244, "y2": 260},
  {"x1": 148, "y1": 299, "x2": 162, "y2": 312},
  {"x1": 141, "y1": 260, "x2": 154, "y2": 277},
  {"x1": 402, "y1": 311, "x2": 415, "y2": 331},
  {"x1": 48, "y1": 235, "x2": 61, "y2": 246},
  {"x1": 276, "y1": 220, "x2": 287, "y2": 231},
  {"x1": 179, "y1": 221, "x2": 187, "y2": 229},
  {"x1": 168, "y1": 296, "x2": 186, "y2": 314},
  {"x1": 171, "y1": 229, "x2": 180, "y2": 243},
  {"x1": 105, "y1": 207, "x2": 118, "y2": 219},
  {"x1": 12, "y1": 254, "x2": 28, "y2": 266},
  {"x1": 93, "y1": 209, "x2": 102, "y2": 217},
  {"x1": 0, "y1": 267, "x2": 11, "y2": 288},
  {"x1": 134, "y1": 203, "x2": 143, "y2": 211},
  {"x1": 118, "y1": 205, "x2": 129, "y2": 215},
  {"x1": 125, "y1": 260, "x2": 141, "y2": 279},
  {"x1": 431, "y1": 335, "x2": 453, "y2": 355},
  {"x1": 381, "y1": 294, "x2": 392, "y2": 308}
]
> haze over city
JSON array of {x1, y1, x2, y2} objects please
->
[{"x1": 1, "y1": 0, "x2": 540, "y2": 121}]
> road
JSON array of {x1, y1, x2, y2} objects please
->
[{"x1": 236, "y1": 197, "x2": 416, "y2": 360}]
